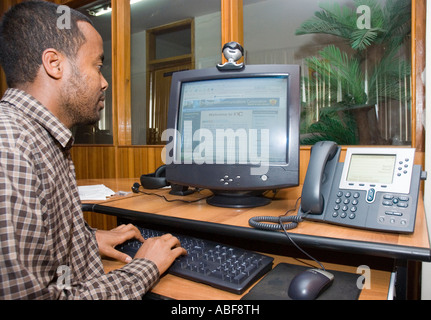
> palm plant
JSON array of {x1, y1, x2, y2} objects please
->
[{"x1": 296, "y1": 0, "x2": 411, "y2": 145}]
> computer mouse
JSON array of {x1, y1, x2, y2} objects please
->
[{"x1": 288, "y1": 268, "x2": 334, "y2": 300}]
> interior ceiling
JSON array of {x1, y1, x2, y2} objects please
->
[
  {"x1": 79, "y1": 0, "x2": 237, "y2": 38},
  {"x1": 78, "y1": 0, "x2": 387, "y2": 40}
]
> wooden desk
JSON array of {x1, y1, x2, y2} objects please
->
[
  {"x1": 102, "y1": 253, "x2": 392, "y2": 300},
  {"x1": 80, "y1": 178, "x2": 430, "y2": 300}
]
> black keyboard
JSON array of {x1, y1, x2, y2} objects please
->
[{"x1": 116, "y1": 226, "x2": 274, "y2": 294}]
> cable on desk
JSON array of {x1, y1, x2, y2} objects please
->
[
  {"x1": 131, "y1": 183, "x2": 211, "y2": 203},
  {"x1": 248, "y1": 197, "x2": 326, "y2": 271},
  {"x1": 248, "y1": 197, "x2": 304, "y2": 231},
  {"x1": 248, "y1": 215, "x2": 303, "y2": 231}
]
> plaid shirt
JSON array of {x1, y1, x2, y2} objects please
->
[{"x1": 0, "y1": 88, "x2": 159, "y2": 299}]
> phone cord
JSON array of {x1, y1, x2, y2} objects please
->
[
  {"x1": 248, "y1": 213, "x2": 326, "y2": 271},
  {"x1": 248, "y1": 214, "x2": 303, "y2": 231}
]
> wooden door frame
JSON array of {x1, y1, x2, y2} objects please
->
[
  {"x1": 146, "y1": 62, "x2": 193, "y2": 144},
  {"x1": 145, "y1": 19, "x2": 195, "y2": 144}
]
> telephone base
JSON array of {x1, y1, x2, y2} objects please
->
[{"x1": 301, "y1": 165, "x2": 422, "y2": 234}]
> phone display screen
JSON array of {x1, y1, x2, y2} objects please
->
[{"x1": 346, "y1": 154, "x2": 396, "y2": 184}]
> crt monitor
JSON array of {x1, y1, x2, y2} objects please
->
[{"x1": 164, "y1": 64, "x2": 300, "y2": 208}]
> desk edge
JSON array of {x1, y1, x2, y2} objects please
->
[{"x1": 82, "y1": 203, "x2": 431, "y2": 262}]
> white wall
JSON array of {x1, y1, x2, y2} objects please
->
[{"x1": 422, "y1": 2, "x2": 431, "y2": 300}]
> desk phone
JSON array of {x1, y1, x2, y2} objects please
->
[{"x1": 299, "y1": 141, "x2": 425, "y2": 233}]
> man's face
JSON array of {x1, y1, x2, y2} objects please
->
[{"x1": 60, "y1": 21, "x2": 108, "y2": 127}]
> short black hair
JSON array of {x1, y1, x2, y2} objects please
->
[{"x1": 0, "y1": 0, "x2": 94, "y2": 87}]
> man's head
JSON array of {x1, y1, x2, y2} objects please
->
[
  {"x1": 0, "y1": 0, "x2": 92, "y2": 87},
  {"x1": 0, "y1": 0, "x2": 108, "y2": 128}
]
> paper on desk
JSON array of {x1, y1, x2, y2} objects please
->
[{"x1": 78, "y1": 184, "x2": 115, "y2": 201}]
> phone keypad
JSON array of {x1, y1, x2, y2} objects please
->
[
  {"x1": 378, "y1": 194, "x2": 410, "y2": 226},
  {"x1": 332, "y1": 191, "x2": 360, "y2": 219},
  {"x1": 331, "y1": 191, "x2": 410, "y2": 227}
]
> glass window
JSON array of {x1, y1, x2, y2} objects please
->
[
  {"x1": 75, "y1": 0, "x2": 222, "y2": 145},
  {"x1": 154, "y1": 26, "x2": 192, "y2": 60},
  {"x1": 131, "y1": 0, "x2": 221, "y2": 145},
  {"x1": 244, "y1": 0, "x2": 411, "y2": 146},
  {"x1": 74, "y1": 2, "x2": 113, "y2": 145}
]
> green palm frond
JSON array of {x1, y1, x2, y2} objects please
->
[
  {"x1": 300, "y1": 109, "x2": 358, "y2": 145},
  {"x1": 297, "y1": 0, "x2": 411, "y2": 145},
  {"x1": 297, "y1": 0, "x2": 410, "y2": 52},
  {"x1": 380, "y1": 0, "x2": 411, "y2": 52},
  {"x1": 296, "y1": 2, "x2": 357, "y2": 39},
  {"x1": 305, "y1": 45, "x2": 366, "y2": 104},
  {"x1": 350, "y1": 28, "x2": 383, "y2": 50}
]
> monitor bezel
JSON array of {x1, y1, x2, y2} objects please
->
[{"x1": 165, "y1": 64, "x2": 300, "y2": 196}]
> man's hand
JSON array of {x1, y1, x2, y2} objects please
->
[
  {"x1": 134, "y1": 233, "x2": 187, "y2": 275},
  {"x1": 95, "y1": 224, "x2": 145, "y2": 263},
  {"x1": 95, "y1": 224, "x2": 187, "y2": 273}
]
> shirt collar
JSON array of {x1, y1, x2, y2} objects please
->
[{"x1": 1, "y1": 88, "x2": 74, "y2": 149}]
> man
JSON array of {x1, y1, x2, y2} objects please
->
[{"x1": 0, "y1": 1, "x2": 186, "y2": 299}]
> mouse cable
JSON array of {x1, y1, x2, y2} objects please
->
[{"x1": 248, "y1": 197, "x2": 326, "y2": 271}]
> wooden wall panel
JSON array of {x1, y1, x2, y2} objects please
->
[
  {"x1": 71, "y1": 145, "x2": 164, "y2": 179},
  {"x1": 70, "y1": 146, "x2": 117, "y2": 179},
  {"x1": 116, "y1": 146, "x2": 164, "y2": 178},
  {"x1": 83, "y1": 210, "x2": 117, "y2": 230},
  {"x1": 71, "y1": 145, "x2": 425, "y2": 183}
]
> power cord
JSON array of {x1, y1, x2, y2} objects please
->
[{"x1": 131, "y1": 182, "x2": 211, "y2": 203}]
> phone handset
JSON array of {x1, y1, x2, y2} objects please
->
[{"x1": 300, "y1": 141, "x2": 340, "y2": 215}]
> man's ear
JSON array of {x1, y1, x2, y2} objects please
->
[{"x1": 41, "y1": 48, "x2": 64, "y2": 80}]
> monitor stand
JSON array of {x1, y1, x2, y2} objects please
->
[{"x1": 207, "y1": 190, "x2": 271, "y2": 208}]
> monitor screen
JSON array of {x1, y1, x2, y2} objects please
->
[
  {"x1": 164, "y1": 65, "x2": 300, "y2": 208},
  {"x1": 176, "y1": 76, "x2": 288, "y2": 166}
]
